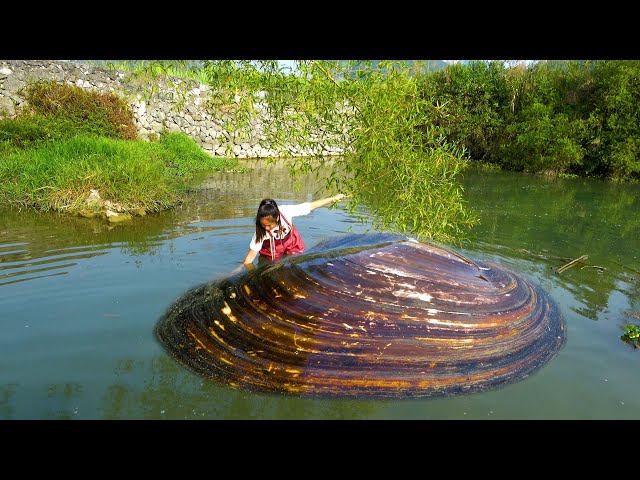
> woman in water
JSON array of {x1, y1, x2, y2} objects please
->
[{"x1": 242, "y1": 194, "x2": 347, "y2": 265}]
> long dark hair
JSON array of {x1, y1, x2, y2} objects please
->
[{"x1": 255, "y1": 198, "x2": 282, "y2": 241}]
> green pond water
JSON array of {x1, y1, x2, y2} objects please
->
[{"x1": 1, "y1": 159, "x2": 639, "y2": 420}]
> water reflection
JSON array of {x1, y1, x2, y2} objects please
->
[
  {"x1": 96, "y1": 356, "x2": 382, "y2": 420},
  {"x1": 461, "y1": 168, "x2": 640, "y2": 323},
  {"x1": 0, "y1": 158, "x2": 336, "y2": 287}
]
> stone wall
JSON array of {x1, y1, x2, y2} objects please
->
[{"x1": 0, "y1": 60, "x2": 347, "y2": 159}]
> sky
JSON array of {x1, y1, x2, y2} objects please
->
[{"x1": 279, "y1": 60, "x2": 297, "y2": 72}]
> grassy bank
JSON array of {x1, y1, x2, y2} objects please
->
[
  {"x1": 0, "y1": 131, "x2": 239, "y2": 216},
  {"x1": 0, "y1": 80, "x2": 240, "y2": 219}
]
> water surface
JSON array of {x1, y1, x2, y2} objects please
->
[{"x1": 1, "y1": 160, "x2": 639, "y2": 419}]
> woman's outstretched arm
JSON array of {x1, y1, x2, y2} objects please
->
[{"x1": 309, "y1": 193, "x2": 348, "y2": 211}]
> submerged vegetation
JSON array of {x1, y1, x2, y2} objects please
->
[
  {"x1": 622, "y1": 324, "x2": 640, "y2": 348},
  {"x1": 2, "y1": 60, "x2": 640, "y2": 242}
]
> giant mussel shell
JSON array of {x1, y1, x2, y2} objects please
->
[{"x1": 155, "y1": 233, "x2": 566, "y2": 399}]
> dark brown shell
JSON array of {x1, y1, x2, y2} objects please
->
[{"x1": 155, "y1": 233, "x2": 566, "y2": 399}]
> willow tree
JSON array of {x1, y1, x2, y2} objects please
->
[{"x1": 141, "y1": 60, "x2": 479, "y2": 244}]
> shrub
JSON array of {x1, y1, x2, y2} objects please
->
[{"x1": 24, "y1": 80, "x2": 138, "y2": 140}]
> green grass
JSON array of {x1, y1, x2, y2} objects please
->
[
  {"x1": 0, "y1": 132, "x2": 239, "y2": 214},
  {"x1": 0, "y1": 115, "x2": 83, "y2": 154},
  {"x1": 0, "y1": 80, "x2": 241, "y2": 217}
]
